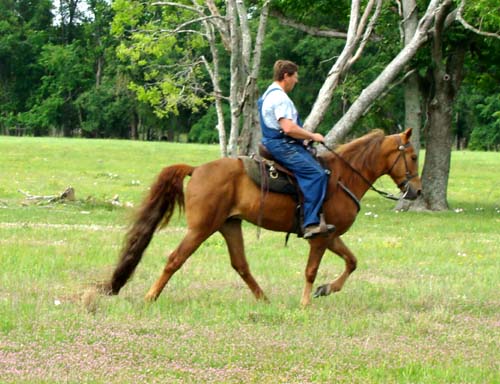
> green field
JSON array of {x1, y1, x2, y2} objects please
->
[{"x1": 1, "y1": 136, "x2": 499, "y2": 383}]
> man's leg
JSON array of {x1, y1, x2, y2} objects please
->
[{"x1": 263, "y1": 139, "x2": 333, "y2": 238}]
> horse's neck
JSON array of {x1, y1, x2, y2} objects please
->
[{"x1": 333, "y1": 152, "x2": 386, "y2": 200}]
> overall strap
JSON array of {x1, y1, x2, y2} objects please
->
[{"x1": 258, "y1": 87, "x2": 288, "y2": 140}]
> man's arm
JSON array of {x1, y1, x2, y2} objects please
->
[{"x1": 279, "y1": 118, "x2": 325, "y2": 142}]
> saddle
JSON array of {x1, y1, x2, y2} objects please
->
[
  {"x1": 240, "y1": 144, "x2": 331, "y2": 239},
  {"x1": 240, "y1": 145, "x2": 300, "y2": 196}
]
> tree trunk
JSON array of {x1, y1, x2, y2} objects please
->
[
  {"x1": 404, "y1": 73, "x2": 422, "y2": 152},
  {"x1": 202, "y1": 23, "x2": 227, "y2": 157},
  {"x1": 410, "y1": 0, "x2": 467, "y2": 211},
  {"x1": 238, "y1": 1, "x2": 269, "y2": 155},
  {"x1": 418, "y1": 45, "x2": 466, "y2": 210},
  {"x1": 420, "y1": 88, "x2": 453, "y2": 210},
  {"x1": 401, "y1": 0, "x2": 422, "y2": 154},
  {"x1": 227, "y1": 0, "x2": 242, "y2": 158}
]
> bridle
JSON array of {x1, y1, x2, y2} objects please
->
[
  {"x1": 320, "y1": 135, "x2": 418, "y2": 201},
  {"x1": 387, "y1": 135, "x2": 419, "y2": 192}
]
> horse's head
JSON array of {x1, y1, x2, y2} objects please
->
[{"x1": 384, "y1": 128, "x2": 422, "y2": 200}]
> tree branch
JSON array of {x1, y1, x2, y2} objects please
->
[
  {"x1": 151, "y1": 1, "x2": 199, "y2": 13},
  {"x1": 270, "y1": 10, "x2": 348, "y2": 39},
  {"x1": 170, "y1": 15, "x2": 225, "y2": 34},
  {"x1": 362, "y1": 68, "x2": 418, "y2": 116},
  {"x1": 324, "y1": 0, "x2": 443, "y2": 145},
  {"x1": 348, "y1": 0, "x2": 383, "y2": 66},
  {"x1": 456, "y1": 0, "x2": 500, "y2": 40},
  {"x1": 205, "y1": 0, "x2": 231, "y2": 49}
]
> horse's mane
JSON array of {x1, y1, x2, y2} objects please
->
[
  {"x1": 321, "y1": 129, "x2": 386, "y2": 186},
  {"x1": 336, "y1": 129, "x2": 385, "y2": 169}
]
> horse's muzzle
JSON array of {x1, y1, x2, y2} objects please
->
[{"x1": 401, "y1": 183, "x2": 421, "y2": 200}]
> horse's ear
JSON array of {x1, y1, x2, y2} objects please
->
[{"x1": 403, "y1": 128, "x2": 413, "y2": 141}]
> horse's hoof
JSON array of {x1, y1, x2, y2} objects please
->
[
  {"x1": 144, "y1": 292, "x2": 158, "y2": 302},
  {"x1": 95, "y1": 281, "x2": 115, "y2": 295},
  {"x1": 313, "y1": 284, "x2": 331, "y2": 298}
]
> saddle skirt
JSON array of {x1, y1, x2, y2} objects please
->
[{"x1": 240, "y1": 154, "x2": 299, "y2": 196}]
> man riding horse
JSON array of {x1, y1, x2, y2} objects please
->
[{"x1": 258, "y1": 60, "x2": 335, "y2": 239}]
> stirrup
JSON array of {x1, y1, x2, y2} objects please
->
[{"x1": 303, "y1": 214, "x2": 335, "y2": 239}]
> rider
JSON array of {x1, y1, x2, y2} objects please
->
[{"x1": 258, "y1": 60, "x2": 335, "y2": 239}]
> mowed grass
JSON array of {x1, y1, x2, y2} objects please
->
[{"x1": 0, "y1": 136, "x2": 499, "y2": 383}]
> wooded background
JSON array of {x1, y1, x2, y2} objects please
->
[{"x1": 1, "y1": 0, "x2": 499, "y2": 210}]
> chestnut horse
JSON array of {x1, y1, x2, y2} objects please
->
[{"x1": 105, "y1": 128, "x2": 421, "y2": 306}]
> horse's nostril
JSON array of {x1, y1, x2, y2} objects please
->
[{"x1": 417, "y1": 189, "x2": 422, "y2": 196}]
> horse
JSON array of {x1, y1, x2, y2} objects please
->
[{"x1": 103, "y1": 128, "x2": 421, "y2": 306}]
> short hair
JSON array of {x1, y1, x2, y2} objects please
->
[{"x1": 273, "y1": 60, "x2": 298, "y2": 81}]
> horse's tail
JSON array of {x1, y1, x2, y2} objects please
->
[{"x1": 107, "y1": 164, "x2": 194, "y2": 295}]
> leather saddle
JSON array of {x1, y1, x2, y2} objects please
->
[
  {"x1": 240, "y1": 145, "x2": 300, "y2": 196},
  {"x1": 240, "y1": 144, "x2": 335, "y2": 240}
]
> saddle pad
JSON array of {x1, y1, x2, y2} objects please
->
[{"x1": 240, "y1": 156, "x2": 298, "y2": 196}]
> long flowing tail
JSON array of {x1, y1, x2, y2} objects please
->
[{"x1": 106, "y1": 164, "x2": 194, "y2": 295}]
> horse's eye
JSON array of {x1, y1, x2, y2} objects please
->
[{"x1": 411, "y1": 154, "x2": 418, "y2": 161}]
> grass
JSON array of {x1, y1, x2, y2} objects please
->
[{"x1": 0, "y1": 136, "x2": 499, "y2": 383}]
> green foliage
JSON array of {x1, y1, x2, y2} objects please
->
[
  {"x1": 1, "y1": 0, "x2": 500, "y2": 148},
  {"x1": 462, "y1": 0, "x2": 500, "y2": 32},
  {"x1": 469, "y1": 94, "x2": 500, "y2": 150},
  {"x1": 0, "y1": 0, "x2": 52, "y2": 132},
  {"x1": 19, "y1": 43, "x2": 92, "y2": 135},
  {"x1": 111, "y1": 0, "x2": 211, "y2": 118},
  {"x1": 188, "y1": 104, "x2": 230, "y2": 144},
  {"x1": 76, "y1": 78, "x2": 137, "y2": 138}
]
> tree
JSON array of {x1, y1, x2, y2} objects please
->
[
  {"x1": 0, "y1": 0, "x2": 53, "y2": 135},
  {"x1": 413, "y1": 0, "x2": 500, "y2": 210},
  {"x1": 111, "y1": 0, "x2": 271, "y2": 157},
  {"x1": 278, "y1": 0, "x2": 498, "y2": 211}
]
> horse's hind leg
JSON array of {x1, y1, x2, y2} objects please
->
[
  {"x1": 144, "y1": 228, "x2": 211, "y2": 302},
  {"x1": 219, "y1": 219, "x2": 267, "y2": 301},
  {"x1": 313, "y1": 236, "x2": 357, "y2": 298}
]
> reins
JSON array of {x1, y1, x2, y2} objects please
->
[{"x1": 320, "y1": 142, "x2": 402, "y2": 201}]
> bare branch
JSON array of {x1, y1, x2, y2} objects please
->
[
  {"x1": 205, "y1": 0, "x2": 231, "y2": 49},
  {"x1": 362, "y1": 68, "x2": 418, "y2": 116},
  {"x1": 236, "y1": 0, "x2": 251, "y2": 72},
  {"x1": 348, "y1": 0, "x2": 383, "y2": 66},
  {"x1": 171, "y1": 15, "x2": 225, "y2": 34},
  {"x1": 355, "y1": 0, "x2": 375, "y2": 41},
  {"x1": 325, "y1": 0, "x2": 443, "y2": 145},
  {"x1": 456, "y1": 0, "x2": 500, "y2": 40},
  {"x1": 151, "y1": 1, "x2": 200, "y2": 14},
  {"x1": 250, "y1": 0, "x2": 270, "y2": 79},
  {"x1": 302, "y1": 0, "x2": 361, "y2": 131},
  {"x1": 270, "y1": 10, "x2": 348, "y2": 39}
]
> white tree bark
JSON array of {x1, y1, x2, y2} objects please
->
[
  {"x1": 238, "y1": 1, "x2": 270, "y2": 155},
  {"x1": 302, "y1": 0, "x2": 361, "y2": 132},
  {"x1": 401, "y1": 0, "x2": 422, "y2": 154},
  {"x1": 150, "y1": 0, "x2": 270, "y2": 157},
  {"x1": 227, "y1": 0, "x2": 241, "y2": 157},
  {"x1": 303, "y1": 0, "x2": 382, "y2": 132},
  {"x1": 325, "y1": 0, "x2": 443, "y2": 146}
]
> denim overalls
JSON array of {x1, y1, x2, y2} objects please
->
[{"x1": 258, "y1": 87, "x2": 329, "y2": 229}]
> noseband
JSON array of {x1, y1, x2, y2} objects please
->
[{"x1": 388, "y1": 136, "x2": 418, "y2": 190}]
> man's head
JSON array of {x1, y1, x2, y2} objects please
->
[{"x1": 273, "y1": 60, "x2": 299, "y2": 93}]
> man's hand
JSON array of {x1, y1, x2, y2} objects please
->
[{"x1": 310, "y1": 133, "x2": 325, "y2": 143}]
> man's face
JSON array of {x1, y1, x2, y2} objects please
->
[{"x1": 283, "y1": 72, "x2": 299, "y2": 93}]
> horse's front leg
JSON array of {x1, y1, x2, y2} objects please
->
[
  {"x1": 313, "y1": 236, "x2": 357, "y2": 299},
  {"x1": 300, "y1": 238, "x2": 329, "y2": 307}
]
